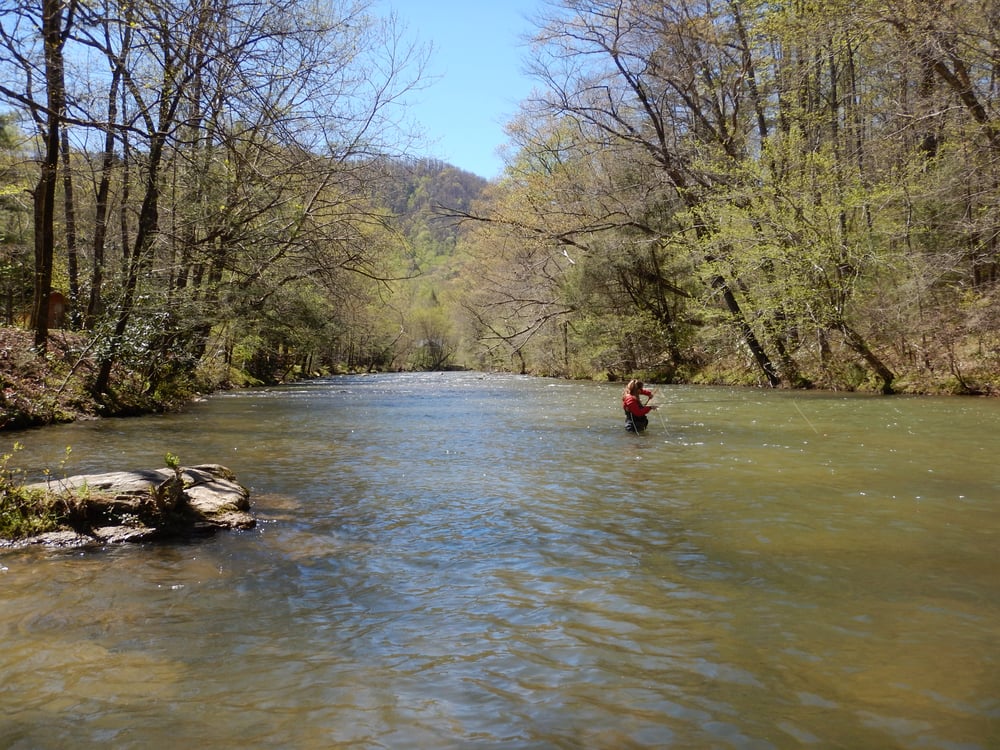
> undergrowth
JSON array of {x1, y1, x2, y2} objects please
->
[{"x1": 0, "y1": 443, "x2": 62, "y2": 540}]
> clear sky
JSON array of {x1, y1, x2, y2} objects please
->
[{"x1": 377, "y1": 0, "x2": 541, "y2": 179}]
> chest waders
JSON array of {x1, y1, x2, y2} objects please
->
[{"x1": 625, "y1": 409, "x2": 648, "y2": 433}]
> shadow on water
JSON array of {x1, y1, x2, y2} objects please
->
[{"x1": 3, "y1": 373, "x2": 1000, "y2": 748}]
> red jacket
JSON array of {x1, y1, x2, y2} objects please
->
[{"x1": 623, "y1": 389, "x2": 653, "y2": 416}]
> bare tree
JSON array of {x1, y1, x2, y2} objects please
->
[{"x1": 0, "y1": 0, "x2": 78, "y2": 350}]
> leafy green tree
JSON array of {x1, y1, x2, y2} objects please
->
[
  {"x1": 1, "y1": 0, "x2": 430, "y2": 396},
  {"x1": 509, "y1": 0, "x2": 784, "y2": 383},
  {"x1": 0, "y1": 115, "x2": 32, "y2": 325},
  {"x1": 456, "y1": 0, "x2": 997, "y2": 392}
]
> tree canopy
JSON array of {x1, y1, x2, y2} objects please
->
[
  {"x1": 454, "y1": 0, "x2": 998, "y2": 393},
  {"x1": 0, "y1": 0, "x2": 996, "y2": 412}
]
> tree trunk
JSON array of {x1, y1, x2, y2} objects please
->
[
  {"x1": 60, "y1": 125, "x2": 79, "y2": 328},
  {"x1": 839, "y1": 321, "x2": 895, "y2": 394},
  {"x1": 93, "y1": 138, "x2": 163, "y2": 397},
  {"x1": 87, "y1": 56, "x2": 124, "y2": 328},
  {"x1": 712, "y1": 272, "x2": 782, "y2": 387},
  {"x1": 30, "y1": 0, "x2": 67, "y2": 351}
]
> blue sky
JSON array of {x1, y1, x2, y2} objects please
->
[{"x1": 377, "y1": 0, "x2": 541, "y2": 179}]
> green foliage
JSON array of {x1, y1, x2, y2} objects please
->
[
  {"x1": 404, "y1": 299, "x2": 455, "y2": 370},
  {"x1": 0, "y1": 0, "x2": 994, "y2": 400},
  {"x1": 0, "y1": 443, "x2": 61, "y2": 540},
  {"x1": 569, "y1": 308, "x2": 676, "y2": 381},
  {"x1": 381, "y1": 159, "x2": 488, "y2": 265},
  {"x1": 445, "y1": 0, "x2": 999, "y2": 392},
  {"x1": 0, "y1": 115, "x2": 32, "y2": 326}
]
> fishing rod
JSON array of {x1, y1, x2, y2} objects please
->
[
  {"x1": 654, "y1": 402, "x2": 669, "y2": 432},
  {"x1": 640, "y1": 388, "x2": 671, "y2": 432}
]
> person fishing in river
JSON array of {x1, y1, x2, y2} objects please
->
[{"x1": 622, "y1": 379, "x2": 658, "y2": 433}]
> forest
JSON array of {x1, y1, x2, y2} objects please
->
[{"x1": 1, "y1": 0, "x2": 998, "y2": 429}]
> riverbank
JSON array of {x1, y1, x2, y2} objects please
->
[
  {"x1": 2, "y1": 325, "x2": 997, "y2": 434},
  {"x1": 0, "y1": 327, "x2": 102, "y2": 430},
  {"x1": 0, "y1": 326, "x2": 206, "y2": 431}
]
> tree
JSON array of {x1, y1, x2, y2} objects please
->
[
  {"x1": 2, "y1": 0, "x2": 430, "y2": 396},
  {"x1": 0, "y1": 115, "x2": 33, "y2": 325},
  {"x1": 0, "y1": 0, "x2": 77, "y2": 350},
  {"x1": 511, "y1": 0, "x2": 784, "y2": 384},
  {"x1": 445, "y1": 0, "x2": 1000, "y2": 391},
  {"x1": 457, "y1": 111, "x2": 692, "y2": 378}
]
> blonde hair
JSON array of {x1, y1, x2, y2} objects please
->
[{"x1": 623, "y1": 379, "x2": 644, "y2": 399}]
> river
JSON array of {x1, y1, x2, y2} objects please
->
[{"x1": 2, "y1": 372, "x2": 998, "y2": 749}]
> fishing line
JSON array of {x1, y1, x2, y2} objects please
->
[
  {"x1": 643, "y1": 388, "x2": 669, "y2": 433},
  {"x1": 655, "y1": 405, "x2": 668, "y2": 432},
  {"x1": 792, "y1": 399, "x2": 820, "y2": 435}
]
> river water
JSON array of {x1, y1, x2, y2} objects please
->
[{"x1": 2, "y1": 372, "x2": 998, "y2": 749}]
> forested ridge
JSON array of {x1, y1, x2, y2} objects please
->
[{"x1": 1, "y1": 0, "x2": 997, "y2": 429}]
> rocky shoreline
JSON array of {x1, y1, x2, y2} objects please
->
[{"x1": 2, "y1": 464, "x2": 254, "y2": 550}]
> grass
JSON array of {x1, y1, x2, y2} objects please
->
[
  {"x1": 0, "y1": 443, "x2": 95, "y2": 541},
  {"x1": 0, "y1": 486, "x2": 62, "y2": 540},
  {"x1": 0, "y1": 443, "x2": 63, "y2": 540}
]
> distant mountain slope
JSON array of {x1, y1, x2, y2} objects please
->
[{"x1": 380, "y1": 158, "x2": 489, "y2": 263}]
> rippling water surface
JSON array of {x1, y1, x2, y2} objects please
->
[{"x1": 3, "y1": 373, "x2": 999, "y2": 749}]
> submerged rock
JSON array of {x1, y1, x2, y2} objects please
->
[{"x1": 5, "y1": 464, "x2": 254, "y2": 549}]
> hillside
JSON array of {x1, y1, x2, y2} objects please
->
[{"x1": 380, "y1": 158, "x2": 488, "y2": 269}]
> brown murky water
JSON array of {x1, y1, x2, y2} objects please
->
[{"x1": 2, "y1": 374, "x2": 998, "y2": 749}]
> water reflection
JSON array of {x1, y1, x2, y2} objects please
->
[{"x1": 3, "y1": 374, "x2": 999, "y2": 748}]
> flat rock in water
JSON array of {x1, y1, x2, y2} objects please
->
[{"x1": 5, "y1": 464, "x2": 254, "y2": 549}]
